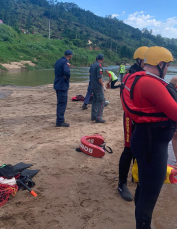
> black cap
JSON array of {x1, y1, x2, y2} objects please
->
[
  {"x1": 65, "y1": 50, "x2": 74, "y2": 55},
  {"x1": 96, "y1": 53, "x2": 104, "y2": 60}
]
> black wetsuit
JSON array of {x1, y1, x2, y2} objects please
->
[{"x1": 131, "y1": 125, "x2": 174, "y2": 229}]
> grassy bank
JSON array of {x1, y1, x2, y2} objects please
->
[{"x1": 0, "y1": 24, "x2": 124, "y2": 69}]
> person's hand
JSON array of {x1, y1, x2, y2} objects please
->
[
  {"x1": 170, "y1": 76, "x2": 177, "y2": 87},
  {"x1": 174, "y1": 162, "x2": 177, "y2": 167},
  {"x1": 103, "y1": 85, "x2": 107, "y2": 91}
]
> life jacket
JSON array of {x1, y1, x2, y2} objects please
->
[
  {"x1": 120, "y1": 71, "x2": 177, "y2": 126},
  {"x1": 77, "y1": 134, "x2": 113, "y2": 158}
]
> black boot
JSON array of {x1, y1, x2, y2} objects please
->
[
  {"x1": 82, "y1": 104, "x2": 88, "y2": 110},
  {"x1": 56, "y1": 122, "x2": 70, "y2": 127},
  {"x1": 118, "y1": 183, "x2": 133, "y2": 201},
  {"x1": 95, "y1": 118, "x2": 106, "y2": 123}
]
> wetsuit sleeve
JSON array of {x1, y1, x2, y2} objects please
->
[
  {"x1": 63, "y1": 61, "x2": 70, "y2": 80},
  {"x1": 138, "y1": 78, "x2": 177, "y2": 121}
]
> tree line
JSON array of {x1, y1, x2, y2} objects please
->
[{"x1": 0, "y1": 0, "x2": 177, "y2": 60}]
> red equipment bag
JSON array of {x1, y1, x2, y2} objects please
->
[
  {"x1": 72, "y1": 95, "x2": 85, "y2": 101},
  {"x1": 76, "y1": 134, "x2": 113, "y2": 158}
]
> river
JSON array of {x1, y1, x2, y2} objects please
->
[{"x1": 0, "y1": 65, "x2": 177, "y2": 87}]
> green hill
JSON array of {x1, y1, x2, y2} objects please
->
[{"x1": 0, "y1": 0, "x2": 177, "y2": 69}]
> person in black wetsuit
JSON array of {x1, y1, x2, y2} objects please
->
[
  {"x1": 118, "y1": 46, "x2": 149, "y2": 201},
  {"x1": 121, "y1": 46, "x2": 177, "y2": 229}
]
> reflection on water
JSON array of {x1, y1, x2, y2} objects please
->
[{"x1": 0, "y1": 65, "x2": 177, "y2": 87}]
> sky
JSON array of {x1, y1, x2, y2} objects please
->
[{"x1": 61, "y1": 0, "x2": 177, "y2": 39}]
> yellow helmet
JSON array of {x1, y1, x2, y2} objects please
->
[
  {"x1": 144, "y1": 46, "x2": 173, "y2": 66},
  {"x1": 133, "y1": 46, "x2": 149, "y2": 60}
]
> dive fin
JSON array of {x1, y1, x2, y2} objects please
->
[
  {"x1": 18, "y1": 169, "x2": 40, "y2": 189},
  {"x1": 20, "y1": 169, "x2": 40, "y2": 179},
  {"x1": 13, "y1": 162, "x2": 33, "y2": 173}
]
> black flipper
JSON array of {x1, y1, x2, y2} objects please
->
[
  {"x1": 18, "y1": 169, "x2": 40, "y2": 189},
  {"x1": 20, "y1": 169, "x2": 40, "y2": 179},
  {"x1": 13, "y1": 162, "x2": 33, "y2": 173}
]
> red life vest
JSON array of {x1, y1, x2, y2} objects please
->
[{"x1": 120, "y1": 71, "x2": 176, "y2": 124}]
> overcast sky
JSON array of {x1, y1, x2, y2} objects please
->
[{"x1": 61, "y1": 0, "x2": 177, "y2": 39}]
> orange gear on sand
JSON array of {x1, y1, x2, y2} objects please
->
[
  {"x1": 0, "y1": 183, "x2": 18, "y2": 207},
  {"x1": 106, "y1": 82, "x2": 110, "y2": 89}
]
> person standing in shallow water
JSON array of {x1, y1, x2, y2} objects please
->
[{"x1": 54, "y1": 50, "x2": 73, "y2": 127}]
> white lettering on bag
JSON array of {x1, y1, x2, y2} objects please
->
[
  {"x1": 80, "y1": 143, "x2": 93, "y2": 154},
  {"x1": 87, "y1": 139, "x2": 94, "y2": 144}
]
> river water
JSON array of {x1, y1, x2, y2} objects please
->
[
  {"x1": 1, "y1": 65, "x2": 177, "y2": 87},
  {"x1": 0, "y1": 65, "x2": 177, "y2": 228}
]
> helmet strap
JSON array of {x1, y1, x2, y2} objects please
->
[
  {"x1": 136, "y1": 59, "x2": 142, "y2": 67},
  {"x1": 157, "y1": 62, "x2": 166, "y2": 78}
]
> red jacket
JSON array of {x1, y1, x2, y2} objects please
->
[{"x1": 121, "y1": 71, "x2": 177, "y2": 124}]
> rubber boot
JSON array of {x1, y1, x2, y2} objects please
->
[{"x1": 118, "y1": 183, "x2": 133, "y2": 201}]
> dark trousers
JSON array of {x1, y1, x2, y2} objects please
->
[
  {"x1": 120, "y1": 73, "x2": 124, "y2": 82},
  {"x1": 131, "y1": 125, "x2": 175, "y2": 229},
  {"x1": 55, "y1": 90, "x2": 68, "y2": 125},
  {"x1": 111, "y1": 79, "x2": 120, "y2": 89},
  {"x1": 84, "y1": 81, "x2": 92, "y2": 105},
  {"x1": 91, "y1": 88, "x2": 105, "y2": 120}
]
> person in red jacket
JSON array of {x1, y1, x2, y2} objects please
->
[
  {"x1": 121, "y1": 46, "x2": 177, "y2": 229},
  {"x1": 118, "y1": 46, "x2": 149, "y2": 202}
]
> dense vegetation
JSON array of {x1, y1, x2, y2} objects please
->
[
  {"x1": 0, "y1": 0, "x2": 177, "y2": 69},
  {"x1": 0, "y1": 24, "x2": 122, "y2": 69}
]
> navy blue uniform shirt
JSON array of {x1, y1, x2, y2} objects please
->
[{"x1": 54, "y1": 56, "x2": 71, "y2": 91}]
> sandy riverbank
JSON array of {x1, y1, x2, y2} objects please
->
[
  {"x1": 1, "y1": 61, "x2": 35, "y2": 71},
  {"x1": 0, "y1": 83, "x2": 176, "y2": 229}
]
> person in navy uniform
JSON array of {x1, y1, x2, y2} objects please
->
[{"x1": 54, "y1": 50, "x2": 73, "y2": 127}]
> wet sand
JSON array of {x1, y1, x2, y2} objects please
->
[{"x1": 0, "y1": 83, "x2": 176, "y2": 229}]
